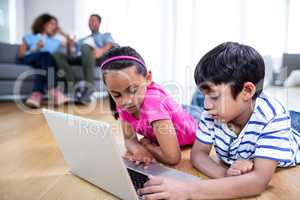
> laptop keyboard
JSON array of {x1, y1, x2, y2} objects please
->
[{"x1": 127, "y1": 168, "x2": 149, "y2": 191}]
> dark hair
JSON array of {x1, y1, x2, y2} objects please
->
[
  {"x1": 90, "y1": 14, "x2": 102, "y2": 23},
  {"x1": 98, "y1": 46, "x2": 147, "y2": 120},
  {"x1": 31, "y1": 13, "x2": 55, "y2": 34},
  {"x1": 194, "y1": 42, "x2": 265, "y2": 99}
]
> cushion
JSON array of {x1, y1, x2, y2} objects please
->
[
  {"x1": 0, "y1": 63, "x2": 33, "y2": 80},
  {"x1": 0, "y1": 42, "x2": 19, "y2": 63},
  {"x1": 284, "y1": 70, "x2": 300, "y2": 86}
]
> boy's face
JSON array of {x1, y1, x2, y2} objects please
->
[{"x1": 201, "y1": 83, "x2": 253, "y2": 124}]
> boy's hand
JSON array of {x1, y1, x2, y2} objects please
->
[
  {"x1": 138, "y1": 176, "x2": 190, "y2": 200},
  {"x1": 123, "y1": 148, "x2": 156, "y2": 168},
  {"x1": 226, "y1": 159, "x2": 254, "y2": 176}
]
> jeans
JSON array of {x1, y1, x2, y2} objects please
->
[
  {"x1": 191, "y1": 90, "x2": 204, "y2": 108},
  {"x1": 182, "y1": 104, "x2": 203, "y2": 123},
  {"x1": 53, "y1": 44, "x2": 98, "y2": 91},
  {"x1": 180, "y1": 90, "x2": 205, "y2": 123},
  {"x1": 290, "y1": 110, "x2": 300, "y2": 133},
  {"x1": 22, "y1": 52, "x2": 56, "y2": 93}
]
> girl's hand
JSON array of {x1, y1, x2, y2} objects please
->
[
  {"x1": 123, "y1": 148, "x2": 156, "y2": 169},
  {"x1": 37, "y1": 40, "x2": 44, "y2": 49},
  {"x1": 226, "y1": 159, "x2": 254, "y2": 176},
  {"x1": 140, "y1": 137, "x2": 152, "y2": 147},
  {"x1": 140, "y1": 138, "x2": 162, "y2": 156},
  {"x1": 67, "y1": 36, "x2": 76, "y2": 48},
  {"x1": 138, "y1": 176, "x2": 190, "y2": 200}
]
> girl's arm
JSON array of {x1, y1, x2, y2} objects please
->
[
  {"x1": 191, "y1": 140, "x2": 228, "y2": 178},
  {"x1": 143, "y1": 119, "x2": 181, "y2": 165},
  {"x1": 56, "y1": 26, "x2": 69, "y2": 38},
  {"x1": 139, "y1": 158, "x2": 277, "y2": 199},
  {"x1": 121, "y1": 121, "x2": 155, "y2": 164},
  {"x1": 18, "y1": 38, "x2": 44, "y2": 58}
]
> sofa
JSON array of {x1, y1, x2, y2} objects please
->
[
  {"x1": 0, "y1": 42, "x2": 106, "y2": 100},
  {"x1": 277, "y1": 53, "x2": 300, "y2": 86}
]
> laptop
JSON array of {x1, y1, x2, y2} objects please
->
[{"x1": 42, "y1": 109, "x2": 199, "y2": 200}]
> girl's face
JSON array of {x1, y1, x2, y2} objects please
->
[
  {"x1": 44, "y1": 19, "x2": 56, "y2": 36},
  {"x1": 104, "y1": 66, "x2": 151, "y2": 114}
]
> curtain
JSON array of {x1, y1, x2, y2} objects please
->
[{"x1": 74, "y1": 0, "x2": 288, "y2": 102}]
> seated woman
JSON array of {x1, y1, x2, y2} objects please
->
[{"x1": 18, "y1": 13, "x2": 69, "y2": 108}]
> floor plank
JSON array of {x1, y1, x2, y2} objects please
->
[{"x1": 0, "y1": 97, "x2": 299, "y2": 200}]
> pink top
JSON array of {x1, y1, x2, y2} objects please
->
[{"x1": 117, "y1": 82, "x2": 197, "y2": 146}]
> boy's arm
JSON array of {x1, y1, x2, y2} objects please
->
[
  {"x1": 139, "y1": 158, "x2": 277, "y2": 199},
  {"x1": 188, "y1": 158, "x2": 277, "y2": 199},
  {"x1": 142, "y1": 119, "x2": 181, "y2": 165},
  {"x1": 191, "y1": 140, "x2": 228, "y2": 178}
]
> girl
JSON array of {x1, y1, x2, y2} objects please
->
[
  {"x1": 98, "y1": 46, "x2": 202, "y2": 165},
  {"x1": 18, "y1": 13, "x2": 69, "y2": 108}
]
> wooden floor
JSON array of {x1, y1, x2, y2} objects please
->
[{"x1": 0, "y1": 99, "x2": 300, "y2": 200}]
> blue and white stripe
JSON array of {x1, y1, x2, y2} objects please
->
[{"x1": 196, "y1": 93, "x2": 300, "y2": 167}]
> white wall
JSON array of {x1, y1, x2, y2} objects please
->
[
  {"x1": 0, "y1": 0, "x2": 24, "y2": 44},
  {"x1": 1, "y1": 0, "x2": 76, "y2": 44},
  {"x1": 7, "y1": 0, "x2": 25, "y2": 44},
  {"x1": 23, "y1": 0, "x2": 75, "y2": 37},
  {"x1": 0, "y1": 0, "x2": 10, "y2": 43},
  {"x1": 14, "y1": 0, "x2": 25, "y2": 43}
]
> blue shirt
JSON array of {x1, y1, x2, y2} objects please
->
[
  {"x1": 196, "y1": 93, "x2": 300, "y2": 167},
  {"x1": 23, "y1": 33, "x2": 61, "y2": 55},
  {"x1": 76, "y1": 32, "x2": 114, "y2": 55}
]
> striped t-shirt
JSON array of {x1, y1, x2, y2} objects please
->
[{"x1": 196, "y1": 93, "x2": 300, "y2": 167}]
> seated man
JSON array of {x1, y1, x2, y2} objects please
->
[{"x1": 53, "y1": 14, "x2": 115, "y2": 104}]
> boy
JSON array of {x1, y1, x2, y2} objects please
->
[{"x1": 138, "y1": 42, "x2": 300, "y2": 199}]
